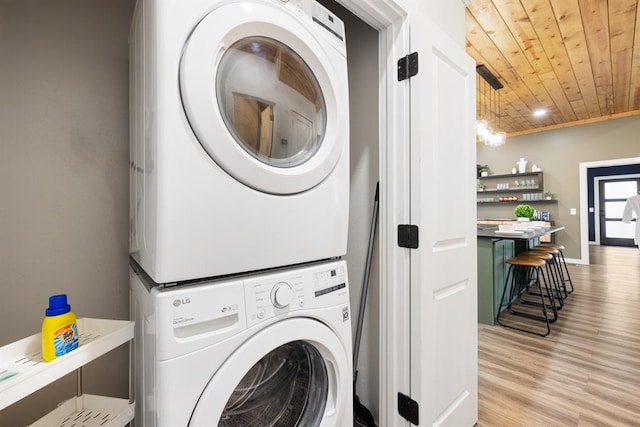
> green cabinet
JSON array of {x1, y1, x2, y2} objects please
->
[{"x1": 477, "y1": 238, "x2": 514, "y2": 325}]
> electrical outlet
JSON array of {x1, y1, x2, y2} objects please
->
[{"x1": 570, "y1": 208, "x2": 577, "y2": 215}]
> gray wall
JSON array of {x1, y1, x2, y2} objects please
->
[
  {"x1": 477, "y1": 116, "x2": 640, "y2": 259},
  {"x1": 319, "y1": 0, "x2": 381, "y2": 420},
  {"x1": 0, "y1": 0, "x2": 134, "y2": 424},
  {"x1": 343, "y1": 12, "x2": 380, "y2": 422}
]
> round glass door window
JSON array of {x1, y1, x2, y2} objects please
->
[
  {"x1": 216, "y1": 37, "x2": 327, "y2": 168},
  {"x1": 218, "y1": 341, "x2": 328, "y2": 426}
]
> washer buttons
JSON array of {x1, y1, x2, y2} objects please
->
[{"x1": 257, "y1": 310, "x2": 265, "y2": 319}]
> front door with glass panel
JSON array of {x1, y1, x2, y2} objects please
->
[
  {"x1": 599, "y1": 178, "x2": 640, "y2": 246},
  {"x1": 179, "y1": 2, "x2": 347, "y2": 195}
]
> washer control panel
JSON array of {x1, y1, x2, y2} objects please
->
[
  {"x1": 244, "y1": 260, "x2": 348, "y2": 327},
  {"x1": 312, "y1": 265, "x2": 347, "y2": 298}
]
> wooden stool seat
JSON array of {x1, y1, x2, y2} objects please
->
[
  {"x1": 539, "y1": 243, "x2": 565, "y2": 251},
  {"x1": 530, "y1": 247, "x2": 560, "y2": 255},
  {"x1": 520, "y1": 251, "x2": 554, "y2": 261},
  {"x1": 506, "y1": 257, "x2": 545, "y2": 267}
]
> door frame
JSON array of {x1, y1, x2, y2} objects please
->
[
  {"x1": 329, "y1": 1, "x2": 473, "y2": 425},
  {"x1": 579, "y1": 157, "x2": 640, "y2": 264},
  {"x1": 594, "y1": 174, "x2": 640, "y2": 246}
]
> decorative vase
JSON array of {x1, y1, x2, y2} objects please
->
[
  {"x1": 517, "y1": 157, "x2": 528, "y2": 173},
  {"x1": 481, "y1": 171, "x2": 488, "y2": 177},
  {"x1": 517, "y1": 217, "x2": 530, "y2": 222}
]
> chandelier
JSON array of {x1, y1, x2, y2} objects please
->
[{"x1": 476, "y1": 65, "x2": 506, "y2": 147}]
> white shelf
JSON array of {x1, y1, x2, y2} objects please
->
[
  {"x1": 28, "y1": 394, "x2": 134, "y2": 427},
  {"x1": 0, "y1": 318, "x2": 134, "y2": 411}
]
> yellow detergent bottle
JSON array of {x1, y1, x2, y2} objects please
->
[{"x1": 41, "y1": 294, "x2": 79, "y2": 362}]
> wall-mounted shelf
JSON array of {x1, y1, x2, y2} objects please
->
[
  {"x1": 0, "y1": 318, "x2": 134, "y2": 426},
  {"x1": 478, "y1": 171, "x2": 542, "y2": 179},
  {"x1": 477, "y1": 171, "x2": 544, "y2": 193},
  {"x1": 477, "y1": 200, "x2": 558, "y2": 205}
]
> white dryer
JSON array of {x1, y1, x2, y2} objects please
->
[
  {"x1": 130, "y1": 259, "x2": 353, "y2": 426},
  {"x1": 129, "y1": 0, "x2": 350, "y2": 283}
]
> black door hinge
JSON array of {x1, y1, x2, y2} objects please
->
[
  {"x1": 398, "y1": 392, "x2": 419, "y2": 425},
  {"x1": 398, "y1": 224, "x2": 419, "y2": 249},
  {"x1": 397, "y1": 52, "x2": 419, "y2": 81}
]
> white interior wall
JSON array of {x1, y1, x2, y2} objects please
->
[{"x1": 0, "y1": 1, "x2": 134, "y2": 425}]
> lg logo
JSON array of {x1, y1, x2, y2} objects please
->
[{"x1": 173, "y1": 298, "x2": 191, "y2": 307}]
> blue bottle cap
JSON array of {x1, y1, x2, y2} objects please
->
[{"x1": 45, "y1": 294, "x2": 71, "y2": 316}]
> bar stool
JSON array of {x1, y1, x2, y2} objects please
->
[
  {"x1": 524, "y1": 248, "x2": 566, "y2": 307},
  {"x1": 538, "y1": 243, "x2": 574, "y2": 294},
  {"x1": 497, "y1": 256, "x2": 558, "y2": 337}
]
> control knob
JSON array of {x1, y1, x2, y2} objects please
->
[{"x1": 271, "y1": 282, "x2": 294, "y2": 308}]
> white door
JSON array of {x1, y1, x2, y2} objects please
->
[{"x1": 407, "y1": 13, "x2": 478, "y2": 427}]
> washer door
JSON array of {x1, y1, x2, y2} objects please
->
[
  {"x1": 180, "y1": 2, "x2": 347, "y2": 195},
  {"x1": 188, "y1": 318, "x2": 350, "y2": 426}
]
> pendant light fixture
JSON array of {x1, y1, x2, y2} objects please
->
[{"x1": 476, "y1": 65, "x2": 506, "y2": 147}]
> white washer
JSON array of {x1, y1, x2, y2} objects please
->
[
  {"x1": 129, "y1": 0, "x2": 350, "y2": 283},
  {"x1": 130, "y1": 259, "x2": 353, "y2": 426}
]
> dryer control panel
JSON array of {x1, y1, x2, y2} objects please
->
[
  {"x1": 272, "y1": 0, "x2": 346, "y2": 54},
  {"x1": 244, "y1": 260, "x2": 348, "y2": 328}
]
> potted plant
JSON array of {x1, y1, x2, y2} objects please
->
[
  {"x1": 477, "y1": 164, "x2": 490, "y2": 177},
  {"x1": 543, "y1": 190, "x2": 554, "y2": 200},
  {"x1": 514, "y1": 204, "x2": 535, "y2": 221},
  {"x1": 478, "y1": 182, "x2": 487, "y2": 191}
]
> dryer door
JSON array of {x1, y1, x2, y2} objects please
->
[
  {"x1": 188, "y1": 318, "x2": 350, "y2": 427},
  {"x1": 180, "y1": 2, "x2": 347, "y2": 195}
]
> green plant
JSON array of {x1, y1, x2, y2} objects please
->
[
  {"x1": 543, "y1": 191, "x2": 554, "y2": 198},
  {"x1": 514, "y1": 204, "x2": 535, "y2": 218},
  {"x1": 478, "y1": 182, "x2": 487, "y2": 190},
  {"x1": 477, "y1": 164, "x2": 489, "y2": 176}
]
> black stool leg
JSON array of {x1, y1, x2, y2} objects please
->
[
  {"x1": 557, "y1": 250, "x2": 574, "y2": 294},
  {"x1": 497, "y1": 264, "x2": 553, "y2": 337}
]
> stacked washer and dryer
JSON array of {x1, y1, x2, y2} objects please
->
[{"x1": 128, "y1": 0, "x2": 353, "y2": 425}]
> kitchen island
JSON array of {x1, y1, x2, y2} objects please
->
[{"x1": 477, "y1": 224, "x2": 565, "y2": 325}]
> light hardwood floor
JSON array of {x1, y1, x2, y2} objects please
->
[{"x1": 478, "y1": 244, "x2": 640, "y2": 426}]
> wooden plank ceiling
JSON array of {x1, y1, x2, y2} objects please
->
[{"x1": 466, "y1": 0, "x2": 640, "y2": 136}]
